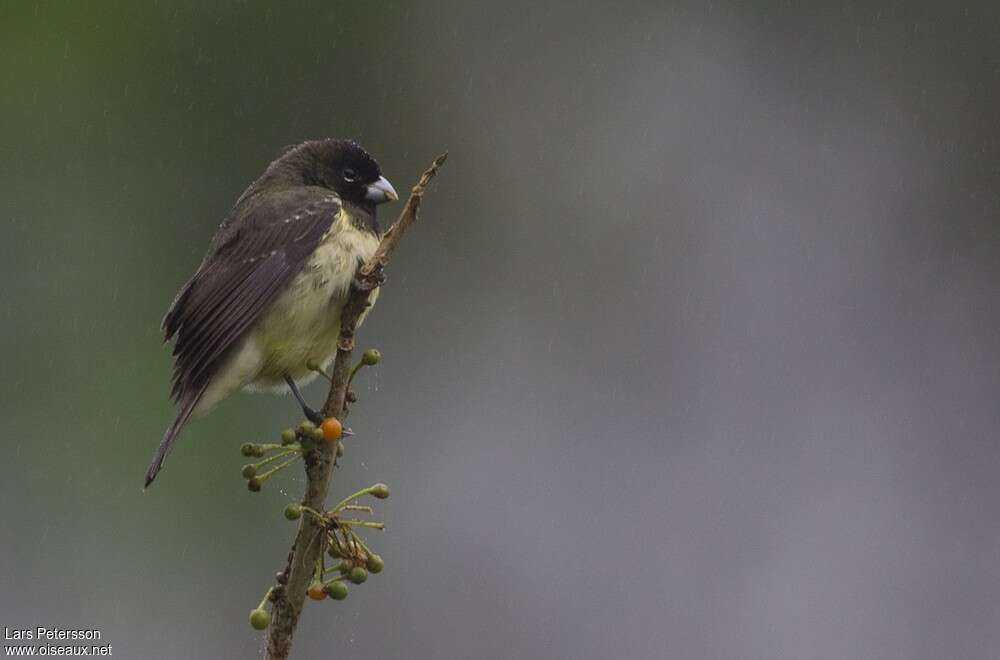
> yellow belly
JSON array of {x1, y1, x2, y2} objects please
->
[{"x1": 248, "y1": 210, "x2": 380, "y2": 387}]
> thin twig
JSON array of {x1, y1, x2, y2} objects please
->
[{"x1": 264, "y1": 153, "x2": 446, "y2": 660}]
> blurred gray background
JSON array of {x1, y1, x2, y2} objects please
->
[{"x1": 2, "y1": 1, "x2": 999, "y2": 658}]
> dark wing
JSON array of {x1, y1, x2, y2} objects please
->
[{"x1": 163, "y1": 190, "x2": 343, "y2": 402}]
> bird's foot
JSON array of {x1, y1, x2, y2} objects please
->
[
  {"x1": 351, "y1": 270, "x2": 385, "y2": 293},
  {"x1": 284, "y1": 374, "x2": 325, "y2": 424},
  {"x1": 302, "y1": 405, "x2": 325, "y2": 426},
  {"x1": 351, "y1": 257, "x2": 385, "y2": 293}
]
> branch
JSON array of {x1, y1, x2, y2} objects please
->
[{"x1": 264, "y1": 153, "x2": 447, "y2": 660}]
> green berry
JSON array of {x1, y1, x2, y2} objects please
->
[
  {"x1": 240, "y1": 443, "x2": 256, "y2": 457},
  {"x1": 247, "y1": 477, "x2": 262, "y2": 492},
  {"x1": 366, "y1": 554, "x2": 384, "y2": 574},
  {"x1": 348, "y1": 566, "x2": 368, "y2": 584},
  {"x1": 298, "y1": 421, "x2": 315, "y2": 434},
  {"x1": 281, "y1": 429, "x2": 297, "y2": 445},
  {"x1": 361, "y1": 349, "x2": 381, "y2": 366},
  {"x1": 310, "y1": 426, "x2": 325, "y2": 442},
  {"x1": 336, "y1": 560, "x2": 352, "y2": 573},
  {"x1": 306, "y1": 358, "x2": 321, "y2": 371},
  {"x1": 335, "y1": 442, "x2": 345, "y2": 458},
  {"x1": 249, "y1": 608, "x2": 270, "y2": 630},
  {"x1": 370, "y1": 483, "x2": 390, "y2": 499},
  {"x1": 326, "y1": 580, "x2": 348, "y2": 600},
  {"x1": 241, "y1": 464, "x2": 257, "y2": 479},
  {"x1": 284, "y1": 503, "x2": 302, "y2": 520}
]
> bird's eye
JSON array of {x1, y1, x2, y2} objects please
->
[{"x1": 343, "y1": 169, "x2": 358, "y2": 182}]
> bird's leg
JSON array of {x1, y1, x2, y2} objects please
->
[
  {"x1": 351, "y1": 257, "x2": 386, "y2": 293},
  {"x1": 284, "y1": 375, "x2": 324, "y2": 425}
]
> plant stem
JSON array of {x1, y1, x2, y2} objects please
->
[{"x1": 264, "y1": 153, "x2": 446, "y2": 660}]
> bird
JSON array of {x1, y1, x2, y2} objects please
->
[{"x1": 144, "y1": 139, "x2": 398, "y2": 488}]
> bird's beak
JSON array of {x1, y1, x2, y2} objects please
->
[{"x1": 365, "y1": 176, "x2": 398, "y2": 204}]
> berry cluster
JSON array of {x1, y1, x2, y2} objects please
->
[
  {"x1": 239, "y1": 416, "x2": 346, "y2": 492},
  {"x1": 245, "y1": 348, "x2": 389, "y2": 632},
  {"x1": 310, "y1": 482, "x2": 389, "y2": 603},
  {"x1": 249, "y1": 483, "x2": 390, "y2": 628}
]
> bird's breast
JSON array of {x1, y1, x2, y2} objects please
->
[{"x1": 250, "y1": 208, "x2": 380, "y2": 386}]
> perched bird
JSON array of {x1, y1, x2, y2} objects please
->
[{"x1": 145, "y1": 139, "x2": 397, "y2": 487}]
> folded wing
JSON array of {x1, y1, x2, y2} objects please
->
[{"x1": 164, "y1": 191, "x2": 343, "y2": 402}]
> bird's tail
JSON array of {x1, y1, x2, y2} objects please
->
[{"x1": 144, "y1": 386, "x2": 205, "y2": 488}]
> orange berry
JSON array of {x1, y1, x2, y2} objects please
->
[
  {"x1": 320, "y1": 418, "x2": 343, "y2": 441},
  {"x1": 307, "y1": 582, "x2": 327, "y2": 601}
]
